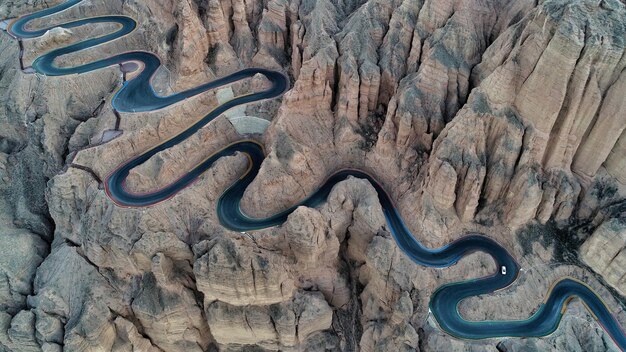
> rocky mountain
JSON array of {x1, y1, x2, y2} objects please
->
[{"x1": 1, "y1": 0, "x2": 626, "y2": 351}]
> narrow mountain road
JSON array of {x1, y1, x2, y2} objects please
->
[{"x1": 5, "y1": 1, "x2": 626, "y2": 349}]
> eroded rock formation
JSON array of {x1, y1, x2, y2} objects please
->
[{"x1": 1, "y1": 0, "x2": 626, "y2": 351}]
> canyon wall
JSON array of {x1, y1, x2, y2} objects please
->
[{"x1": 1, "y1": 0, "x2": 626, "y2": 351}]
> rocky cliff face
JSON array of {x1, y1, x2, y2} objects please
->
[{"x1": 1, "y1": 0, "x2": 626, "y2": 351}]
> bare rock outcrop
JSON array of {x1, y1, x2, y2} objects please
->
[
  {"x1": 581, "y1": 218, "x2": 626, "y2": 295},
  {"x1": 0, "y1": 0, "x2": 55, "y2": 17},
  {"x1": 411, "y1": 0, "x2": 626, "y2": 236},
  {"x1": 132, "y1": 254, "x2": 211, "y2": 351},
  {"x1": 173, "y1": 0, "x2": 212, "y2": 87},
  {"x1": 206, "y1": 291, "x2": 332, "y2": 349},
  {"x1": 3, "y1": 0, "x2": 626, "y2": 351},
  {"x1": 194, "y1": 235, "x2": 296, "y2": 306}
]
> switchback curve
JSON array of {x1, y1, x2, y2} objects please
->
[{"x1": 5, "y1": 1, "x2": 626, "y2": 349}]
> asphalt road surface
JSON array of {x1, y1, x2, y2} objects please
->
[{"x1": 6, "y1": 1, "x2": 626, "y2": 349}]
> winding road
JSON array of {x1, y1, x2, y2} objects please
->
[{"x1": 5, "y1": 1, "x2": 626, "y2": 349}]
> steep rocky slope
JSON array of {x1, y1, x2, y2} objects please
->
[{"x1": 1, "y1": 0, "x2": 626, "y2": 351}]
